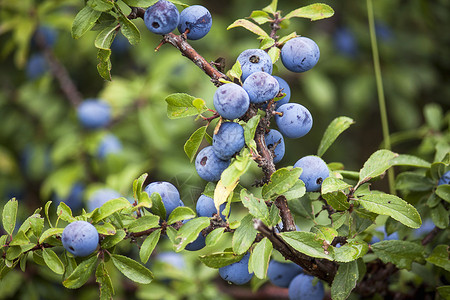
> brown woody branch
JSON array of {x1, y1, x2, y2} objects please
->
[{"x1": 254, "y1": 219, "x2": 337, "y2": 284}]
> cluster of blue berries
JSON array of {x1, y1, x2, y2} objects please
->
[{"x1": 144, "y1": 0, "x2": 212, "y2": 40}]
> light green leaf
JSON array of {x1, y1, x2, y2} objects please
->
[
  {"x1": 285, "y1": 3, "x2": 334, "y2": 21},
  {"x1": 199, "y1": 252, "x2": 244, "y2": 268},
  {"x1": 227, "y1": 19, "x2": 269, "y2": 37},
  {"x1": 133, "y1": 173, "x2": 148, "y2": 203},
  {"x1": 437, "y1": 286, "x2": 450, "y2": 300},
  {"x1": 221, "y1": 148, "x2": 252, "y2": 187},
  {"x1": 232, "y1": 214, "x2": 258, "y2": 255},
  {"x1": 317, "y1": 117, "x2": 354, "y2": 157},
  {"x1": 331, "y1": 261, "x2": 359, "y2": 300},
  {"x1": 259, "y1": 37, "x2": 275, "y2": 50},
  {"x1": 92, "y1": 197, "x2": 132, "y2": 222},
  {"x1": 118, "y1": 11, "x2": 140, "y2": 45},
  {"x1": 436, "y1": 184, "x2": 450, "y2": 203},
  {"x1": 10, "y1": 231, "x2": 30, "y2": 246},
  {"x1": 72, "y1": 6, "x2": 102, "y2": 39},
  {"x1": 372, "y1": 240, "x2": 425, "y2": 270},
  {"x1": 240, "y1": 189, "x2": 269, "y2": 224},
  {"x1": 96, "y1": 262, "x2": 114, "y2": 300},
  {"x1": 39, "y1": 228, "x2": 64, "y2": 244},
  {"x1": 333, "y1": 239, "x2": 369, "y2": 262},
  {"x1": 214, "y1": 179, "x2": 237, "y2": 214},
  {"x1": 174, "y1": 217, "x2": 210, "y2": 252},
  {"x1": 358, "y1": 194, "x2": 422, "y2": 228},
  {"x1": 111, "y1": 254, "x2": 153, "y2": 284},
  {"x1": 2, "y1": 198, "x2": 18, "y2": 236},
  {"x1": 95, "y1": 223, "x2": 116, "y2": 235},
  {"x1": 267, "y1": 46, "x2": 281, "y2": 64},
  {"x1": 321, "y1": 177, "x2": 352, "y2": 194},
  {"x1": 262, "y1": 167, "x2": 303, "y2": 200},
  {"x1": 139, "y1": 229, "x2": 161, "y2": 264},
  {"x1": 127, "y1": 215, "x2": 160, "y2": 233},
  {"x1": 149, "y1": 192, "x2": 166, "y2": 220},
  {"x1": 243, "y1": 115, "x2": 260, "y2": 148},
  {"x1": 262, "y1": 0, "x2": 278, "y2": 14},
  {"x1": 167, "y1": 206, "x2": 196, "y2": 225},
  {"x1": 426, "y1": 245, "x2": 450, "y2": 271},
  {"x1": 228, "y1": 60, "x2": 242, "y2": 81},
  {"x1": 205, "y1": 228, "x2": 226, "y2": 246},
  {"x1": 43, "y1": 248, "x2": 65, "y2": 275},
  {"x1": 63, "y1": 256, "x2": 98, "y2": 289},
  {"x1": 97, "y1": 48, "x2": 112, "y2": 81},
  {"x1": 87, "y1": 0, "x2": 114, "y2": 12},
  {"x1": 283, "y1": 180, "x2": 306, "y2": 201},
  {"x1": 322, "y1": 191, "x2": 350, "y2": 211},
  {"x1": 101, "y1": 229, "x2": 126, "y2": 249},
  {"x1": 280, "y1": 231, "x2": 333, "y2": 260},
  {"x1": 95, "y1": 25, "x2": 117, "y2": 50},
  {"x1": 165, "y1": 93, "x2": 208, "y2": 119},
  {"x1": 122, "y1": 0, "x2": 156, "y2": 7},
  {"x1": 56, "y1": 202, "x2": 76, "y2": 223},
  {"x1": 358, "y1": 150, "x2": 398, "y2": 184},
  {"x1": 278, "y1": 32, "x2": 297, "y2": 45},
  {"x1": 311, "y1": 226, "x2": 338, "y2": 245},
  {"x1": 249, "y1": 238, "x2": 272, "y2": 279},
  {"x1": 389, "y1": 155, "x2": 431, "y2": 168},
  {"x1": 184, "y1": 126, "x2": 207, "y2": 162},
  {"x1": 431, "y1": 203, "x2": 449, "y2": 229},
  {"x1": 250, "y1": 10, "x2": 271, "y2": 25}
]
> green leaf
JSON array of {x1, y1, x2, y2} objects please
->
[
  {"x1": 430, "y1": 162, "x2": 446, "y2": 181},
  {"x1": 437, "y1": 286, "x2": 450, "y2": 300},
  {"x1": 43, "y1": 248, "x2": 65, "y2": 275},
  {"x1": 184, "y1": 126, "x2": 207, "y2": 162},
  {"x1": 199, "y1": 252, "x2": 244, "y2": 268},
  {"x1": 284, "y1": 3, "x2": 334, "y2": 21},
  {"x1": 268, "y1": 204, "x2": 281, "y2": 227},
  {"x1": 280, "y1": 231, "x2": 333, "y2": 260},
  {"x1": 87, "y1": 0, "x2": 114, "y2": 12},
  {"x1": 283, "y1": 180, "x2": 306, "y2": 201},
  {"x1": 243, "y1": 115, "x2": 260, "y2": 148},
  {"x1": 227, "y1": 19, "x2": 269, "y2": 37},
  {"x1": 278, "y1": 32, "x2": 297, "y2": 45},
  {"x1": 249, "y1": 238, "x2": 272, "y2": 279},
  {"x1": 122, "y1": 0, "x2": 156, "y2": 7},
  {"x1": 317, "y1": 117, "x2": 354, "y2": 157},
  {"x1": 72, "y1": 6, "x2": 102, "y2": 39},
  {"x1": 436, "y1": 184, "x2": 450, "y2": 203},
  {"x1": 426, "y1": 245, "x2": 450, "y2": 271},
  {"x1": 389, "y1": 155, "x2": 431, "y2": 168},
  {"x1": 101, "y1": 229, "x2": 126, "y2": 249},
  {"x1": 323, "y1": 191, "x2": 350, "y2": 211},
  {"x1": 2, "y1": 198, "x2": 18, "y2": 236},
  {"x1": 331, "y1": 261, "x2": 359, "y2": 300},
  {"x1": 321, "y1": 177, "x2": 352, "y2": 194},
  {"x1": 395, "y1": 172, "x2": 435, "y2": 192},
  {"x1": 262, "y1": 167, "x2": 303, "y2": 200},
  {"x1": 221, "y1": 148, "x2": 252, "y2": 187},
  {"x1": 232, "y1": 214, "x2": 258, "y2": 255},
  {"x1": 95, "y1": 223, "x2": 116, "y2": 235},
  {"x1": 63, "y1": 256, "x2": 98, "y2": 289},
  {"x1": 424, "y1": 103, "x2": 443, "y2": 131},
  {"x1": 358, "y1": 194, "x2": 422, "y2": 228},
  {"x1": 250, "y1": 10, "x2": 271, "y2": 25},
  {"x1": 45, "y1": 201, "x2": 53, "y2": 228},
  {"x1": 97, "y1": 48, "x2": 112, "y2": 81},
  {"x1": 127, "y1": 215, "x2": 160, "y2": 233},
  {"x1": 95, "y1": 25, "x2": 117, "y2": 50},
  {"x1": 228, "y1": 60, "x2": 243, "y2": 81},
  {"x1": 174, "y1": 217, "x2": 210, "y2": 252},
  {"x1": 262, "y1": 0, "x2": 278, "y2": 14},
  {"x1": 139, "y1": 229, "x2": 161, "y2": 264},
  {"x1": 165, "y1": 93, "x2": 207, "y2": 119},
  {"x1": 213, "y1": 179, "x2": 237, "y2": 214},
  {"x1": 431, "y1": 203, "x2": 449, "y2": 229},
  {"x1": 18, "y1": 213, "x2": 44, "y2": 237},
  {"x1": 10, "y1": 231, "x2": 30, "y2": 246},
  {"x1": 205, "y1": 228, "x2": 226, "y2": 247},
  {"x1": 96, "y1": 262, "x2": 114, "y2": 300},
  {"x1": 167, "y1": 206, "x2": 196, "y2": 225},
  {"x1": 149, "y1": 192, "x2": 166, "y2": 220},
  {"x1": 39, "y1": 228, "x2": 64, "y2": 244},
  {"x1": 259, "y1": 37, "x2": 275, "y2": 50},
  {"x1": 372, "y1": 240, "x2": 425, "y2": 270},
  {"x1": 311, "y1": 226, "x2": 338, "y2": 245},
  {"x1": 133, "y1": 173, "x2": 148, "y2": 203},
  {"x1": 359, "y1": 150, "x2": 398, "y2": 184},
  {"x1": 333, "y1": 239, "x2": 369, "y2": 263},
  {"x1": 240, "y1": 189, "x2": 269, "y2": 224},
  {"x1": 111, "y1": 254, "x2": 153, "y2": 284},
  {"x1": 92, "y1": 198, "x2": 132, "y2": 222},
  {"x1": 118, "y1": 11, "x2": 140, "y2": 45},
  {"x1": 56, "y1": 202, "x2": 76, "y2": 223},
  {"x1": 267, "y1": 46, "x2": 281, "y2": 64}
]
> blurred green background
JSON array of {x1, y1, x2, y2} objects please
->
[{"x1": 0, "y1": 0, "x2": 448, "y2": 299}]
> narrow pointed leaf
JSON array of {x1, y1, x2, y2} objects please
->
[
  {"x1": 184, "y1": 126, "x2": 207, "y2": 162},
  {"x1": 249, "y1": 237, "x2": 272, "y2": 279},
  {"x1": 72, "y1": 6, "x2": 102, "y2": 39},
  {"x1": 2, "y1": 198, "x2": 18, "y2": 235},
  {"x1": 43, "y1": 248, "x2": 65, "y2": 275},
  {"x1": 140, "y1": 229, "x2": 161, "y2": 264},
  {"x1": 331, "y1": 261, "x2": 359, "y2": 300},
  {"x1": 262, "y1": 167, "x2": 303, "y2": 200},
  {"x1": 227, "y1": 19, "x2": 269, "y2": 37},
  {"x1": 199, "y1": 252, "x2": 244, "y2": 268},
  {"x1": 285, "y1": 3, "x2": 334, "y2": 21},
  {"x1": 280, "y1": 231, "x2": 334, "y2": 260},
  {"x1": 111, "y1": 254, "x2": 153, "y2": 284},
  {"x1": 317, "y1": 117, "x2": 354, "y2": 157},
  {"x1": 63, "y1": 256, "x2": 98, "y2": 289},
  {"x1": 359, "y1": 150, "x2": 398, "y2": 184},
  {"x1": 232, "y1": 214, "x2": 258, "y2": 255}
]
